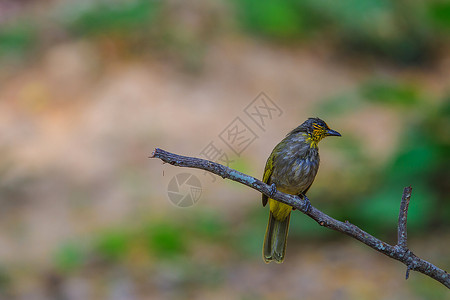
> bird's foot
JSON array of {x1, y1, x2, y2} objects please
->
[
  {"x1": 302, "y1": 194, "x2": 312, "y2": 212},
  {"x1": 269, "y1": 183, "x2": 277, "y2": 197}
]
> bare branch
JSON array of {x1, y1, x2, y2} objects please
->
[{"x1": 150, "y1": 148, "x2": 450, "y2": 289}]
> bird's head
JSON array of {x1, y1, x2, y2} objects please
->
[{"x1": 292, "y1": 117, "x2": 341, "y2": 148}]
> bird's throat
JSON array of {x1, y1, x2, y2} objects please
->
[{"x1": 303, "y1": 133, "x2": 321, "y2": 148}]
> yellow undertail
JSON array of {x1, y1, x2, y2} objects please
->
[{"x1": 263, "y1": 199, "x2": 292, "y2": 263}]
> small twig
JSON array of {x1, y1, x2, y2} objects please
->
[
  {"x1": 397, "y1": 186, "x2": 412, "y2": 280},
  {"x1": 406, "y1": 265, "x2": 411, "y2": 280},
  {"x1": 397, "y1": 186, "x2": 412, "y2": 249},
  {"x1": 150, "y1": 148, "x2": 450, "y2": 289}
]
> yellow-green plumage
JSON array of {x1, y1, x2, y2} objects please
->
[{"x1": 262, "y1": 118, "x2": 341, "y2": 263}]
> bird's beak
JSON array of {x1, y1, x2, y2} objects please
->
[{"x1": 326, "y1": 129, "x2": 341, "y2": 137}]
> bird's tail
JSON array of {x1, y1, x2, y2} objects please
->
[{"x1": 263, "y1": 211, "x2": 291, "y2": 263}]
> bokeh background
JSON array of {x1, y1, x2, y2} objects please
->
[{"x1": 0, "y1": 0, "x2": 449, "y2": 299}]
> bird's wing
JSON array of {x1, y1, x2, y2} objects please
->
[{"x1": 262, "y1": 154, "x2": 274, "y2": 207}]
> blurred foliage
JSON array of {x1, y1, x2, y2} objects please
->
[
  {"x1": 1, "y1": 0, "x2": 449, "y2": 66},
  {"x1": 359, "y1": 94, "x2": 448, "y2": 234},
  {"x1": 234, "y1": 0, "x2": 450, "y2": 63},
  {"x1": 144, "y1": 221, "x2": 187, "y2": 258},
  {"x1": 0, "y1": 266, "x2": 11, "y2": 296},
  {"x1": 314, "y1": 79, "x2": 449, "y2": 238},
  {"x1": 361, "y1": 79, "x2": 421, "y2": 105},
  {"x1": 50, "y1": 211, "x2": 232, "y2": 273},
  {"x1": 231, "y1": 208, "x2": 267, "y2": 258},
  {"x1": 316, "y1": 93, "x2": 363, "y2": 115},
  {"x1": 0, "y1": 22, "x2": 36, "y2": 58},
  {"x1": 63, "y1": 0, "x2": 159, "y2": 36},
  {"x1": 428, "y1": 2, "x2": 450, "y2": 30},
  {"x1": 189, "y1": 212, "x2": 227, "y2": 239},
  {"x1": 411, "y1": 274, "x2": 450, "y2": 300},
  {"x1": 94, "y1": 230, "x2": 131, "y2": 262},
  {"x1": 233, "y1": 0, "x2": 317, "y2": 40},
  {"x1": 54, "y1": 242, "x2": 86, "y2": 272}
]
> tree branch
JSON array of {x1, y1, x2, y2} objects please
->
[{"x1": 150, "y1": 148, "x2": 449, "y2": 289}]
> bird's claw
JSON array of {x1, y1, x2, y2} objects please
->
[
  {"x1": 269, "y1": 183, "x2": 277, "y2": 197},
  {"x1": 302, "y1": 194, "x2": 312, "y2": 212}
]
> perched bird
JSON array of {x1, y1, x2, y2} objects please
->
[{"x1": 262, "y1": 118, "x2": 341, "y2": 263}]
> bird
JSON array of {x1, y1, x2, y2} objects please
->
[{"x1": 262, "y1": 117, "x2": 341, "y2": 263}]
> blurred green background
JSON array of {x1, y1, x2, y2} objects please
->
[{"x1": 0, "y1": 0, "x2": 449, "y2": 299}]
